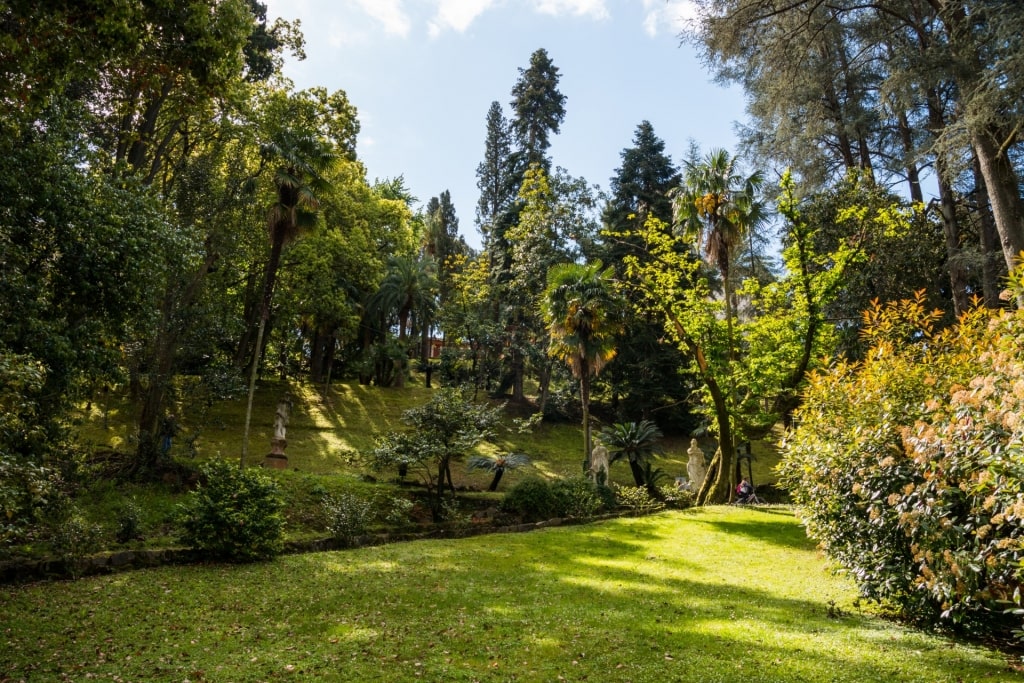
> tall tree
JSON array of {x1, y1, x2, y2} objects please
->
[
  {"x1": 510, "y1": 48, "x2": 567, "y2": 171},
  {"x1": 240, "y1": 126, "x2": 336, "y2": 465},
  {"x1": 600, "y1": 123, "x2": 694, "y2": 425},
  {"x1": 542, "y1": 261, "x2": 623, "y2": 470},
  {"x1": 475, "y1": 101, "x2": 521, "y2": 242},
  {"x1": 688, "y1": 0, "x2": 1024, "y2": 279},
  {"x1": 672, "y1": 148, "x2": 766, "y2": 360}
]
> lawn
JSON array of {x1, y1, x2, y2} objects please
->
[{"x1": 1, "y1": 507, "x2": 1016, "y2": 682}]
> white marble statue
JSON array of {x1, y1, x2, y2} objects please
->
[
  {"x1": 686, "y1": 439, "x2": 707, "y2": 490},
  {"x1": 590, "y1": 443, "x2": 610, "y2": 487}
]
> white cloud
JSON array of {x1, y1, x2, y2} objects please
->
[
  {"x1": 532, "y1": 0, "x2": 609, "y2": 20},
  {"x1": 354, "y1": 0, "x2": 412, "y2": 37},
  {"x1": 428, "y1": 0, "x2": 499, "y2": 38},
  {"x1": 642, "y1": 0, "x2": 697, "y2": 37}
]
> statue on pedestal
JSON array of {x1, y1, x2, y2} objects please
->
[
  {"x1": 686, "y1": 439, "x2": 706, "y2": 490},
  {"x1": 265, "y1": 396, "x2": 292, "y2": 468},
  {"x1": 590, "y1": 443, "x2": 610, "y2": 487}
]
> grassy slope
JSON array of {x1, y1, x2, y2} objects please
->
[
  {"x1": 2, "y1": 507, "x2": 1016, "y2": 682},
  {"x1": 75, "y1": 374, "x2": 781, "y2": 488}
]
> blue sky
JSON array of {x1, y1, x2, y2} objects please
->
[{"x1": 262, "y1": 0, "x2": 745, "y2": 249}]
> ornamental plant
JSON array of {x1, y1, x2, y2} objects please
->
[
  {"x1": 177, "y1": 459, "x2": 285, "y2": 562},
  {"x1": 780, "y1": 283, "x2": 1024, "y2": 635}
]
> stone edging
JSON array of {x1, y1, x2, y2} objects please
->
[{"x1": 0, "y1": 512, "x2": 634, "y2": 584}]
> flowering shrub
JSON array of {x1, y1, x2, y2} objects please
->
[{"x1": 780, "y1": 289, "x2": 1024, "y2": 634}]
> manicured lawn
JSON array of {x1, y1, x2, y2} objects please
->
[{"x1": 1, "y1": 507, "x2": 1015, "y2": 682}]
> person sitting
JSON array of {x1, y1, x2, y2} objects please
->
[{"x1": 735, "y1": 478, "x2": 755, "y2": 503}]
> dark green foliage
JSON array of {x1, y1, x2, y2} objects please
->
[
  {"x1": 500, "y1": 478, "x2": 557, "y2": 522},
  {"x1": 510, "y1": 48, "x2": 566, "y2": 169},
  {"x1": 599, "y1": 420, "x2": 664, "y2": 488},
  {"x1": 550, "y1": 476, "x2": 606, "y2": 518},
  {"x1": 501, "y1": 476, "x2": 608, "y2": 521},
  {"x1": 177, "y1": 460, "x2": 285, "y2": 562},
  {"x1": 49, "y1": 507, "x2": 102, "y2": 578},
  {"x1": 115, "y1": 498, "x2": 144, "y2": 544}
]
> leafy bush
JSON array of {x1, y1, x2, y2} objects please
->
[
  {"x1": 780, "y1": 292, "x2": 1024, "y2": 634},
  {"x1": 322, "y1": 493, "x2": 373, "y2": 546},
  {"x1": 659, "y1": 485, "x2": 695, "y2": 509},
  {"x1": 380, "y1": 495, "x2": 414, "y2": 527},
  {"x1": 551, "y1": 476, "x2": 605, "y2": 518},
  {"x1": 501, "y1": 478, "x2": 557, "y2": 522},
  {"x1": 50, "y1": 507, "x2": 101, "y2": 578},
  {"x1": 115, "y1": 497, "x2": 143, "y2": 544},
  {"x1": 616, "y1": 485, "x2": 664, "y2": 513},
  {"x1": 177, "y1": 459, "x2": 285, "y2": 562}
]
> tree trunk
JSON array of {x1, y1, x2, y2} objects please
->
[
  {"x1": 241, "y1": 227, "x2": 286, "y2": 466},
  {"x1": 580, "y1": 366, "x2": 591, "y2": 473},
  {"x1": 628, "y1": 459, "x2": 645, "y2": 487},
  {"x1": 971, "y1": 130, "x2": 1024, "y2": 274},
  {"x1": 667, "y1": 316, "x2": 734, "y2": 505},
  {"x1": 972, "y1": 155, "x2": 1003, "y2": 307},
  {"x1": 135, "y1": 249, "x2": 218, "y2": 478},
  {"x1": 488, "y1": 469, "x2": 504, "y2": 492}
]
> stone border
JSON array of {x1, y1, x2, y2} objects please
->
[{"x1": 0, "y1": 512, "x2": 632, "y2": 584}]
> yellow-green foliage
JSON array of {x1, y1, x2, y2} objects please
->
[{"x1": 781, "y1": 286, "x2": 1024, "y2": 634}]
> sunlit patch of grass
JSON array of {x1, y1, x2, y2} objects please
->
[{"x1": 2, "y1": 507, "x2": 1015, "y2": 682}]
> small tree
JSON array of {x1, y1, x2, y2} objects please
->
[
  {"x1": 369, "y1": 388, "x2": 502, "y2": 521},
  {"x1": 467, "y1": 452, "x2": 531, "y2": 491},
  {"x1": 599, "y1": 420, "x2": 663, "y2": 489}
]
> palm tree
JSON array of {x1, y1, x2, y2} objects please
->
[
  {"x1": 671, "y1": 148, "x2": 766, "y2": 503},
  {"x1": 241, "y1": 129, "x2": 336, "y2": 466},
  {"x1": 371, "y1": 255, "x2": 438, "y2": 342},
  {"x1": 542, "y1": 261, "x2": 623, "y2": 469},
  {"x1": 671, "y1": 148, "x2": 766, "y2": 354},
  {"x1": 467, "y1": 452, "x2": 531, "y2": 491},
  {"x1": 598, "y1": 420, "x2": 664, "y2": 488}
]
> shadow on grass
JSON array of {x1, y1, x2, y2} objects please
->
[
  {"x1": 701, "y1": 506, "x2": 814, "y2": 552},
  {"x1": 1, "y1": 510, "x2": 1014, "y2": 682}
]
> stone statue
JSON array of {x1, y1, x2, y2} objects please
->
[
  {"x1": 590, "y1": 443, "x2": 611, "y2": 487},
  {"x1": 266, "y1": 396, "x2": 292, "y2": 468},
  {"x1": 686, "y1": 439, "x2": 706, "y2": 490},
  {"x1": 273, "y1": 399, "x2": 290, "y2": 440}
]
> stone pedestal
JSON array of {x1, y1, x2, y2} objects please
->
[{"x1": 264, "y1": 437, "x2": 288, "y2": 468}]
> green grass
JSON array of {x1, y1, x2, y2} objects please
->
[
  {"x1": 1, "y1": 507, "x2": 1016, "y2": 682},
  {"x1": 75, "y1": 375, "x2": 781, "y2": 488}
]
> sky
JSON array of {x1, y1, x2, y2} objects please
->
[{"x1": 261, "y1": 0, "x2": 746, "y2": 249}]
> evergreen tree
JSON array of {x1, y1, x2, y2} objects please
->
[
  {"x1": 475, "y1": 101, "x2": 521, "y2": 243},
  {"x1": 510, "y1": 48, "x2": 567, "y2": 171}
]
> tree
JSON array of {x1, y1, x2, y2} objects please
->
[
  {"x1": 600, "y1": 122, "x2": 694, "y2": 425},
  {"x1": 369, "y1": 388, "x2": 502, "y2": 522},
  {"x1": 476, "y1": 101, "x2": 521, "y2": 242},
  {"x1": 598, "y1": 421, "x2": 664, "y2": 489},
  {"x1": 542, "y1": 261, "x2": 623, "y2": 469},
  {"x1": 510, "y1": 48, "x2": 567, "y2": 171},
  {"x1": 687, "y1": 0, "x2": 1024, "y2": 278},
  {"x1": 672, "y1": 148, "x2": 765, "y2": 360},
  {"x1": 241, "y1": 126, "x2": 336, "y2": 465},
  {"x1": 467, "y1": 452, "x2": 531, "y2": 492}
]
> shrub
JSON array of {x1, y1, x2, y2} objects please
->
[
  {"x1": 380, "y1": 495, "x2": 414, "y2": 527},
  {"x1": 659, "y1": 485, "x2": 695, "y2": 510},
  {"x1": 322, "y1": 493, "x2": 373, "y2": 546},
  {"x1": 616, "y1": 485, "x2": 664, "y2": 513},
  {"x1": 501, "y1": 478, "x2": 557, "y2": 522},
  {"x1": 780, "y1": 292, "x2": 1024, "y2": 634},
  {"x1": 50, "y1": 507, "x2": 101, "y2": 578},
  {"x1": 115, "y1": 497, "x2": 143, "y2": 544},
  {"x1": 551, "y1": 476, "x2": 604, "y2": 518},
  {"x1": 177, "y1": 459, "x2": 285, "y2": 562}
]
